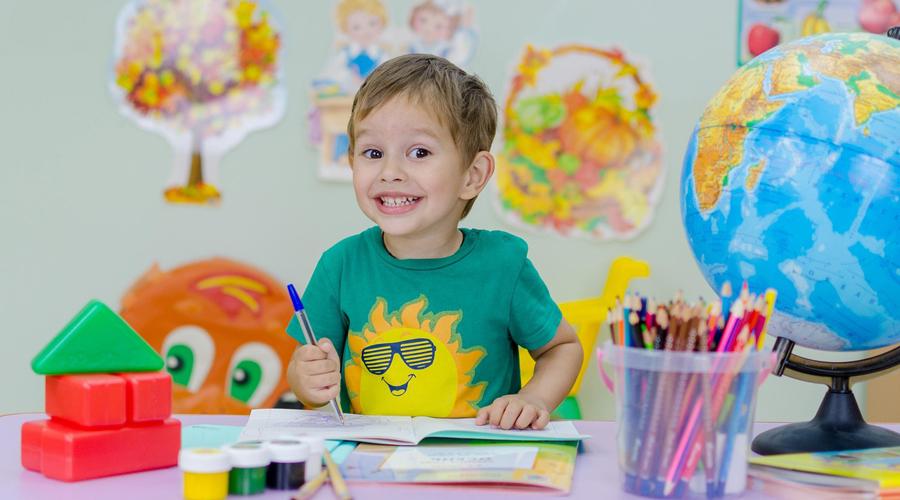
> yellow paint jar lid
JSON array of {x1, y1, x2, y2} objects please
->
[{"x1": 178, "y1": 448, "x2": 231, "y2": 473}]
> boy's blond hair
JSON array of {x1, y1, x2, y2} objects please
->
[
  {"x1": 335, "y1": 0, "x2": 387, "y2": 33},
  {"x1": 347, "y1": 54, "x2": 497, "y2": 218}
]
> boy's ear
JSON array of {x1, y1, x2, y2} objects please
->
[{"x1": 460, "y1": 151, "x2": 495, "y2": 200}]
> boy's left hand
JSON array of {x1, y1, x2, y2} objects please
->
[{"x1": 475, "y1": 392, "x2": 550, "y2": 430}]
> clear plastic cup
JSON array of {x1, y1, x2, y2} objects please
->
[{"x1": 598, "y1": 341, "x2": 773, "y2": 498}]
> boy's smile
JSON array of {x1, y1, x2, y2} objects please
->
[
  {"x1": 374, "y1": 192, "x2": 422, "y2": 215},
  {"x1": 351, "y1": 96, "x2": 479, "y2": 258}
]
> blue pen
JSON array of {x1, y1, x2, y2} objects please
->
[
  {"x1": 287, "y1": 283, "x2": 345, "y2": 425},
  {"x1": 715, "y1": 370, "x2": 751, "y2": 495}
]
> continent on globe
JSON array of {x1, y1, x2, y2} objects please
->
[{"x1": 681, "y1": 33, "x2": 900, "y2": 351}]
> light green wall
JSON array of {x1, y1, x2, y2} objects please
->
[{"x1": 0, "y1": 0, "x2": 863, "y2": 420}]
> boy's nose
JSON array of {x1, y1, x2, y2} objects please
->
[{"x1": 379, "y1": 161, "x2": 406, "y2": 182}]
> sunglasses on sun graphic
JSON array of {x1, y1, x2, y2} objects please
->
[{"x1": 360, "y1": 338, "x2": 436, "y2": 375}]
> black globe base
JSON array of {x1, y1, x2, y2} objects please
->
[
  {"x1": 752, "y1": 386, "x2": 900, "y2": 455},
  {"x1": 753, "y1": 337, "x2": 900, "y2": 455}
]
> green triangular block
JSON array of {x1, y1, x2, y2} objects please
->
[{"x1": 32, "y1": 300, "x2": 163, "y2": 375}]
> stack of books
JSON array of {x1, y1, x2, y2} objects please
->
[{"x1": 749, "y1": 446, "x2": 900, "y2": 498}]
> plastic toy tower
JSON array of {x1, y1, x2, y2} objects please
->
[{"x1": 22, "y1": 300, "x2": 181, "y2": 481}]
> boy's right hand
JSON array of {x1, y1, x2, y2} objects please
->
[{"x1": 289, "y1": 338, "x2": 342, "y2": 408}]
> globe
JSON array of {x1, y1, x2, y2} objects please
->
[{"x1": 681, "y1": 33, "x2": 900, "y2": 352}]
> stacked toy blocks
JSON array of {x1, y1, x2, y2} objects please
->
[{"x1": 22, "y1": 300, "x2": 181, "y2": 481}]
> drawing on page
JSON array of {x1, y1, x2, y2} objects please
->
[{"x1": 278, "y1": 413, "x2": 379, "y2": 428}]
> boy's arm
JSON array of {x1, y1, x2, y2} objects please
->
[
  {"x1": 476, "y1": 317, "x2": 583, "y2": 430},
  {"x1": 519, "y1": 318, "x2": 582, "y2": 412},
  {"x1": 285, "y1": 248, "x2": 348, "y2": 409}
]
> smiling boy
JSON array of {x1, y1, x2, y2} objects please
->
[{"x1": 287, "y1": 54, "x2": 582, "y2": 430}]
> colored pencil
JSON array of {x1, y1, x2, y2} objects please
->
[
  {"x1": 635, "y1": 307, "x2": 674, "y2": 487},
  {"x1": 666, "y1": 342, "x2": 755, "y2": 496},
  {"x1": 293, "y1": 469, "x2": 328, "y2": 500},
  {"x1": 757, "y1": 289, "x2": 777, "y2": 350},
  {"x1": 608, "y1": 288, "x2": 774, "y2": 497},
  {"x1": 323, "y1": 449, "x2": 351, "y2": 500},
  {"x1": 698, "y1": 323, "x2": 716, "y2": 497}
]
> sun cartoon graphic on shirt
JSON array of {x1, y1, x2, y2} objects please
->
[{"x1": 344, "y1": 296, "x2": 486, "y2": 417}]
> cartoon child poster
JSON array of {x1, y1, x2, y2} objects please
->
[
  {"x1": 309, "y1": 0, "x2": 478, "y2": 181},
  {"x1": 407, "y1": 0, "x2": 476, "y2": 67}
]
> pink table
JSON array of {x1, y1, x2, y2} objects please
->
[{"x1": 4, "y1": 413, "x2": 896, "y2": 499}]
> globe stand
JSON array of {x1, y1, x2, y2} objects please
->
[{"x1": 752, "y1": 337, "x2": 900, "y2": 455}]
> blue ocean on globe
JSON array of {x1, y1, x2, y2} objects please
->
[{"x1": 681, "y1": 33, "x2": 899, "y2": 351}]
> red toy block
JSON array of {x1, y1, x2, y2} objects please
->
[
  {"x1": 45, "y1": 374, "x2": 126, "y2": 427},
  {"x1": 21, "y1": 420, "x2": 44, "y2": 471},
  {"x1": 121, "y1": 371, "x2": 172, "y2": 422},
  {"x1": 23, "y1": 418, "x2": 180, "y2": 481}
]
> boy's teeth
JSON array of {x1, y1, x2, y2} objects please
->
[{"x1": 381, "y1": 196, "x2": 418, "y2": 207}]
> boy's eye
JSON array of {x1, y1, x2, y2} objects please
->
[
  {"x1": 362, "y1": 149, "x2": 383, "y2": 159},
  {"x1": 409, "y1": 147, "x2": 431, "y2": 159}
]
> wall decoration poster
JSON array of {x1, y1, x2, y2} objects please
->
[
  {"x1": 111, "y1": 0, "x2": 286, "y2": 205},
  {"x1": 309, "y1": 0, "x2": 478, "y2": 181},
  {"x1": 738, "y1": 0, "x2": 899, "y2": 65},
  {"x1": 495, "y1": 45, "x2": 664, "y2": 241},
  {"x1": 120, "y1": 257, "x2": 297, "y2": 414}
]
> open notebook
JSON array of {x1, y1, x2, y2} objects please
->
[{"x1": 240, "y1": 409, "x2": 589, "y2": 445}]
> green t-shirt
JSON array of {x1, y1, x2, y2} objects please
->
[{"x1": 287, "y1": 226, "x2": 562, "y2": 418}]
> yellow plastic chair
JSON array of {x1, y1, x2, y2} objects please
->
[{"x1": 519, "y1": 256, "x2": 651, "y2": 419}]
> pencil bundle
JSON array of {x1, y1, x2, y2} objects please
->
[{"x1": 606, "y1": 284, "x2": 776, "y2": 498}]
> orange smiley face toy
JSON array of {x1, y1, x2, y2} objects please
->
[{"x1": 120, "y1": 258, "x2": 298, "y2": 414}]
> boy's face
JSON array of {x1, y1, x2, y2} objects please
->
[
  {"x1": 351, "y1": 96, "x2": 471, "y2": 242},
  {"x1": 345, "y1": 10, "x2": 384, "y2": 46}
]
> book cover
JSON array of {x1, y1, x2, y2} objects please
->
[
  {"x1": 341, "y1": 439, "x2": 579, "y2": 493},
  {"x1": 750, "y1": 446, "x2": 900, "y2": 489}
]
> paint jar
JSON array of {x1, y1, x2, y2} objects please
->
[
  {"x1": 224, "y1": 441, "x2": 271, "y2": 495},
  {"x1": 294, "y1": 436, "x2": 325, "y2": 480},
  {"x1": 265, "y1": 439, "x2": 309, "y2": 490},
  {"x1": 178, "y1": 448, "x2": 231, "y2": 500}
]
